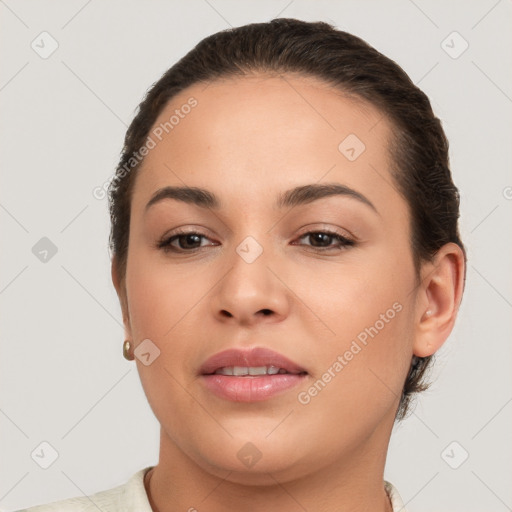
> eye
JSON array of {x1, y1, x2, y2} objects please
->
[
  {"x1": 293, "y1": 230, "x2": 355, "y2": 251},
  {"x1": 157, "y1": 229, "x2": 355, "y2": 254},
  {"x1": 157, "y1": 230, "x2": 216, "y2": 253}
]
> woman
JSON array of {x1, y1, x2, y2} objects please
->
[{"x1": 20, "y1": 17, "x2": 466, "y2": 512}]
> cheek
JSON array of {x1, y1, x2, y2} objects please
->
[
  {"x1": 124, "y1": 247, "x2": 214, "y2": 392},
  {"x1": 124, "y1": 251, "x2": 204, "y2": 426},
  {"x1": 296, "y1": 304, "x2": 413, "y2": 444},
  {"x1": 293, "y1": 248, "x2": 407, "y2": 336},
  {"x1": 125, "y1": 249, "x2": 202, "y2": 340},
  {"x1": 296, "y1": 250, "x2": 414, "y2": 401}
]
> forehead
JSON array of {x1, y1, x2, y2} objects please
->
[{"x1": 132, "y1": 73, "x2": 398, "y2": 215}]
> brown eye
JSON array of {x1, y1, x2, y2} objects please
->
[
  {"x1": 158, "y1": 231, "x2": 215, "y2": 253},
  {"x1": 294, "y1": 231, "x2": 355, "y2": 251}
]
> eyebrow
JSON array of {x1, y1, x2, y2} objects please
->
[{"x1": 144, "y1": 182, "x2": 378, "y2": 214}]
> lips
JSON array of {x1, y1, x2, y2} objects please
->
[
  {"x1": 199, "y1": 347, "x2": 307, "y2": 376},
  {"x1": 199, "y1": 347, "x2": 308, "y2": 402}
]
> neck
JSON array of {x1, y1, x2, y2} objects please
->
[{"x1": 145, "y1": 424, "x2": 395, "y2": 512}]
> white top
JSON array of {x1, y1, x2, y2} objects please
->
[{"x1": 16, "y1": 466, "x2": 407, "y2": 511}]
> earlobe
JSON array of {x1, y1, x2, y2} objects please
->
[{"x1": 413, "y1": 243, "x2": 466, "y2": 358}]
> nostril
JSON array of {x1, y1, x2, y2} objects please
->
[{"x1": 260, "y1": 309, "x2": 272, "y2": 316}]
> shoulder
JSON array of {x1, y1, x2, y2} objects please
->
[{"x1": 13, "y1": 466, "x2": 154, "y2": 512}]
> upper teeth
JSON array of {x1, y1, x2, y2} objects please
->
[{"x1": 214, "y1": 366, "x2": 289, "y2": 376}]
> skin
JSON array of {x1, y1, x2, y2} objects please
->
[{"x1": 112, "y1": 73, "x2": 465, "y2": 512}]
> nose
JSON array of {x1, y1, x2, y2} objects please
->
[{"x1": 210, "y1": 241, "x2": 291, "y2": 327}]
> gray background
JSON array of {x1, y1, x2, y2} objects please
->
[{"x1": 1, "y1": 1, "x2": 511, "y2": 510}]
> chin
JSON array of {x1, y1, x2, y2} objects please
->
[{"x1": 190, "y1": 432, "x2": 315, "y2": 485}]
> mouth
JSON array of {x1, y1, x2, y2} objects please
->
[
  {"x1": 199, "y1": 347, "x2": 308, "y2": 402},
  {"x1": 210, "y1": 365, "x2": 306, "y2": 376},
  {"x1": 199, "y1": 346, "x2": 307, "y2": 376}
]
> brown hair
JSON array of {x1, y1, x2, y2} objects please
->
[{"x1": 108, "y1": 18, "x2": 467, "y2": 421}]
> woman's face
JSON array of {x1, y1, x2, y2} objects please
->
[{"x1": 118, "y1": 74, "x2": 423, "y2": 483}]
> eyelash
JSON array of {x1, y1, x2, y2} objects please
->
[{"x1": 157, "y1": 229, "x2": 356, "y2": 254}]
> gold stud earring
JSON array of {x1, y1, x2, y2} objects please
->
[{"x1": 123, "y1": 339, "x2": 134, "y2": 361}]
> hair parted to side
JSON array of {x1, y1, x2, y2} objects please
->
[{"x1": 108, "y1": 18, "x2": 466, "y2": 422}]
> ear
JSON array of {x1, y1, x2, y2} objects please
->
[
  {"x1": 413, "y1": 242, "x2": 466, "y2": 357},
  {"x1": 111, "y1": 255, "x2": 133, "y2": 341}
]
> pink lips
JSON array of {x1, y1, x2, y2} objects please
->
[{"x1": 199, "y1": 347, "x2": 307, "y2": 402}]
